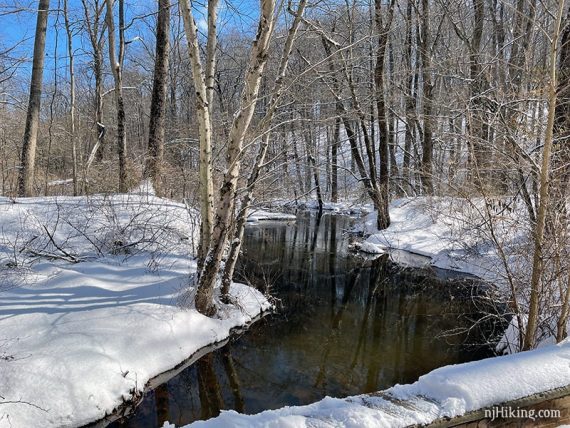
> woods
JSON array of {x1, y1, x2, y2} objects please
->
[
  {"x1": 1, "y1": 0, "x2": 569, "y2": 345},
  {"x1": 4, "y1": 1, "x2": 570, "y2": 426}
]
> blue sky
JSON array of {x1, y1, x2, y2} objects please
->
[{"x1": 0, "y1": 0, "x2": 261, "y2": 85}]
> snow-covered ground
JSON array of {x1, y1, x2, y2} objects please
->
[
  {"x1": 164, "y1": 338, "x2": 570, "y2": 427},
  {"x1": 355, "y1": 196, "x2": 570, "y2": 353},
  {"x1": 356, "y1": 197, "x2": 530, "y2": 286},
  {"x1": 266, "y1": 198, "x2": 374, "y2": 215},
  {"x1": 246, "y1": 209, "x2": 296, "y2": 223},
  {"x1": 0, "y1": 192, "x2": 271, "y2": 427}
]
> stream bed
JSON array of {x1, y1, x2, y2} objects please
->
[{"x1": 111, "y1": 212, "x2": 505, "y2": 427}]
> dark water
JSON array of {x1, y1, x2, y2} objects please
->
[{"x1": 112, "y1": 212, "x2": 502, "y2": 427}]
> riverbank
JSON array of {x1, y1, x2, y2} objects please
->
[
  {"x1": 166, "y1": 338, "x2": 570, "y2": 427},
  {"x1": 354, "y1": 197, "x2": 528, "y2": 285},
  {"x1": 0, "y1": 194, "x2": 271, "y2": 428}
]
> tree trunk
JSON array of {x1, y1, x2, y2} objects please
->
[
  {"x1": 321, "y1": 34, "x2": 386, "y2": 228},
  {"x1": 468, "y1": 0, "x2": 489, "y2": 188},
  {"x1": 81, "y1": 0, "x2": 106, "y2": 176},
  {"x1": 144, "y1": 0, "x2": 170, "y2": 196},
  {"x1": 373, "y1": 0, "x2": 394, "y2": 229},
  {"x1": 523, "y1": 0, "x2": 566, "y2": 350},
  {"x1": 419, "y1": 0, "x2": 434, "y2": 195},
  {"x1": 179, "y1": 0, "x2": 215, "y2": 270},
  {"x1": 403, "y1": 0, "x2": 415, "y2": 193},
  {"x1": 554, "y1": 8, "x2": 570, "y2": 342},
  {"x1": 105, "y1": 0, "x2": 128, "y2": 193},
  {"x1": 331, "y1": 118, "x2": 340, "y2": 202},
  {"x1": 18, "y1": 0, "x2": 50, "y2": 197},
  {"x1": 82, "y1": 15, "x2": 105, "y2": 178},
  {"x1": 553, "y1": 7, "x2": 570, "y2": 210},
  {"x1": 63, "y1": 0, "x2": 78, "y2": 196},
  {"x1": 196, "y1": 0, "x2": 276, "y2": 315},
  {"x1": 220, "y1": 0, "x2": 307, "y2": 300}
]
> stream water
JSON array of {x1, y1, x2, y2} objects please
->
[{"x1": 111, "y1": 212, "x2": 503, "y2": 427}]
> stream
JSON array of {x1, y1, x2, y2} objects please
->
[{"x1": 111, "y1": 212, "x2": 504, "y2": 427}]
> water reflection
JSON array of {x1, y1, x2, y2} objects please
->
[{"x1": 113, "y1": 212, "x2": 500, "y2": 427}]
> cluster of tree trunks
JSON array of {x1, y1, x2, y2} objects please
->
[{"x1": 11, "y1": 0, "x2": 570, "y2": 347}]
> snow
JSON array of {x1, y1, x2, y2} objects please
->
[
  {"x1": 47, "y1": 178, "x2": 74, "y2": 186},
  {"x1": 0, "y1": 192, "x2": 271, "y2": 428},
  {"x1": 246, "y1": 209, "x2": 296, "y2": 223},
  {"x1": 355, "y1": 196, "x2": 570, "y2": 353},
  {"x1": 266, "y1": 198, "x2": 374, "y2": 215},
  {"x1": 299, "y1": 200, "x2": 374, "y2": 214},
  {"x1": 357, "y1": 197, "x2": 529, "y2": 285},
  {"x1": 164, "y1": 339, "x2": 570, "y2": 427}
]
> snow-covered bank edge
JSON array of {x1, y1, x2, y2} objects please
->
[
  {"x1": 263, "y1": 199, "x2": 374, "y2": 216},
  {"x1": 353, "y1": 197, "x2": 520, "y2": 286},
  {"x1": 0, "y1": 193, "x2": 274, "y2": 428},
  {"x1": 246, "y1": 209, "x2": 296, "y2": 223},
  {"x1": 166, "y1": 339, "x2": 570, "y2": 427},
  {"x1": 90, "y1": 307, "x2": 273, "y2": 427}
]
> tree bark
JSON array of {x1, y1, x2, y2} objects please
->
[
  {"x1": 105, "y1": 0, "x2": 128, "y2": 193},
  {"x1": 419, "y1": 0, "x2": 434, "y2": 195},
  {"x1": 523, "y1": 0, "x2": 566, "y2": 350},
  {"x1": 373, "y1": 0, "x2": 395, "y2": 228},
  {"x1": 196, "y1": 0, "x2": 276, "y2": 315},
  {"x1": 144, "y1": 0, "x2": 170, "y2": 196},
  {"x1": 179, "y1": 0, "x2": 216, "y2": 269},
  {"x1": 18, "y1": 0, "x2": 50, "y2": 197}
]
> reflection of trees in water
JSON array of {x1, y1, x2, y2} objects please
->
[
  {"x1": 196, "y1": 347, "x2": 246, "y2": 419},
  {"x1": 116, "y1": 214, "x2": 506, "y2": 427},
  {"x1": 197, "y1": 353, "x2": 223, "y2": 420},
  {"x1": 154, "y1": 384, "x2": 170, "y2": 426},
  {"x1": 222, "y1": 348, "x2": 245, "y2": 413}
]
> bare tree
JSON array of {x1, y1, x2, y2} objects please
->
[
  {"x1": 374, "y1": 0, "x2": 395, "y2": 227},
  {"x1": 220, "y1": 0, "x2": 308, "y2": 300},
  {"x1": 419, "y1": 0, "x2": 434, "y2": 195},
  {"x1": 105, "y1": 0, "x2": 128, "y2": 193},
  {"x1": 144, "y1": 0, "x2": 170, "y2": 196},
  {"x1": 179, "y1": 0, "x2": 216, "y2": 269},
  {"x1": 82, "y1": 0, "x2": 107, "y2": 175},
  {"x1": 524, "y1": 0, "x2": 567, "y2": 350},
  {"x1": 63, "y1": 0, "x2": 78, "y2": 196},
  {"x1": 553, "y1": 6, "x2": 570, "y2": 342},
  {"x1": 194, "y1": 0, "x2": 277, "y2": 315},
  {"x1": 18, "y1": 0, "x2": 50, "y2": 197}
]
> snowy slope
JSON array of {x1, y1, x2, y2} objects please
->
[
  {"x1": 357, "y1": 197, "x2": 530, "y2": 285},
  {"x1": 0, "y1": 193, "x2": 271, "y2": 427}
]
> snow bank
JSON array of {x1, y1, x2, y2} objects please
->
[
  {"x1": 0, "y1": 194, "x2": 271, "y2": 428},
  {"x1": 246, "y1": 209, "x2": 296, "y2": 223},
  {"x1": 299, "y1": 200, "x2": 373, "y2": 214},
  {"x1": 357, "y1": 197, "x2": 530, "y2": 285},
  {"x1": 357, "y1": 197, "x2": 570, "y2": 352},
  {"x1": 165, "y1": 339, "x2": 570, "y2": 427},
  {"x1": 267, "y1": 199, "x2": 374, "y2": 215}
]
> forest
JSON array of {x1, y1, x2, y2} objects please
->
[{"x1": 1, "y1": 0, "x2": 570, "y2": 426}]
